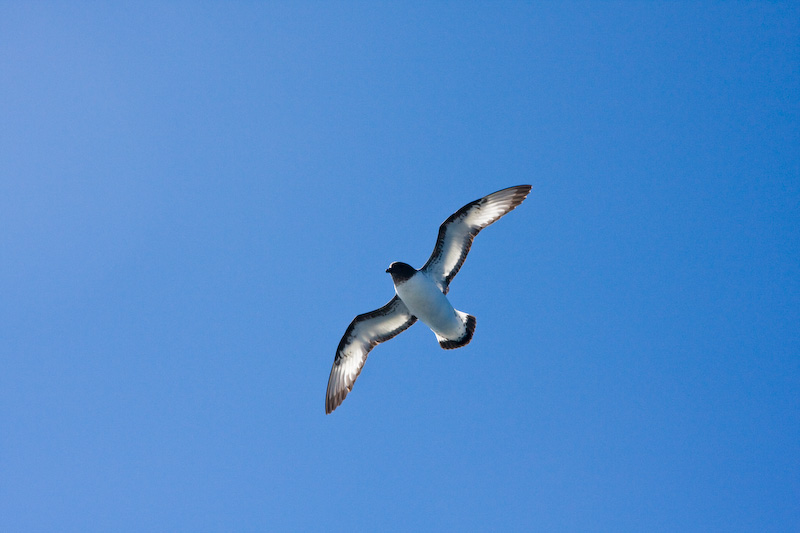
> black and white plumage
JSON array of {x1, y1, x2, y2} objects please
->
[{"x1": 325, "y1": 185, "x2": 532, "y2": 414}]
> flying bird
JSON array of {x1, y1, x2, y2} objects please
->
[{"x1": 325, "y1": 184, "x2": 532, "y2": 414}]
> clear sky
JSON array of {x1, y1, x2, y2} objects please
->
[{"x1": 1, "y1": 2, "x2": 798, "y2": 531}]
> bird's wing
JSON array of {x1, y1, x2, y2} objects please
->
[
  {"x1": 326, "y1": 295, "x2": 417, "y2": 414},
  {"x1": 422, "y1": 185, "x2": 531, "y2": 292}
]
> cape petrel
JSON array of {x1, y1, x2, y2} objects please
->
[{"x1": 325, "y1": 184, "x2": 532, "y2": 414}]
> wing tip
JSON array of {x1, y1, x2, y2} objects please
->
[
  {"x1": 478, "y1": 184, "x2": 532, "y2": 214},
  {"x1": 495, "y1": 184, "x2": 532, "y2": 206},
  {"x1": 325, "y1": 387, "x2": 347, "y2": 414},
  {"x1": 325, "y1": 398, "x2": 336, "y2": 414}
]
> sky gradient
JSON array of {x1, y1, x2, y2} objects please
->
[{"x1": 1, "y1": 2, "x2": 798, "y2": 531}]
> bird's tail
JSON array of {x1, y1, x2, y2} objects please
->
[{"x1": 435, "y1": 311, "x2": 476, "y2": 350}]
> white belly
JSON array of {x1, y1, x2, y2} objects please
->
[{"x1": 394, "y1": 273, "x2": 462, "y2": 337}]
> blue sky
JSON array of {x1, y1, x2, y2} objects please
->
[{"x1": 1, "y1": 2, "x2": 798, "y2": 531}]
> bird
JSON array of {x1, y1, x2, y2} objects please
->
[{"x1": 325, "y1": 184, "x2": 532, "y2": 414}]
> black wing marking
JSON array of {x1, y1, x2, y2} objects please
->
[{"x1": 325, "y1": 295, "x2": 417, "y2": 414}]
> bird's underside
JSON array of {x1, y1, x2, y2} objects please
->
[{"x1": 325, "y1": 184, "x2": 531, "y2": 414}]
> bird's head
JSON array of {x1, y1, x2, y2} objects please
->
[{"x1": 385, "y1": 261, "x2": 416, "y2": 284}]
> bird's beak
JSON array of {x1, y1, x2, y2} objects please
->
[{"x1": 385, "y1": 268, "x2": 391, "y2": 273}]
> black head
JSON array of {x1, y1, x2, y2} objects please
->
[{"x1": 385, "y1": 261, "x2": 416, "y2": 284}]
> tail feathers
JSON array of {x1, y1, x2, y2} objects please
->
[{"x1": 435, "y1": 311, "x2": 477, "y2": 350}]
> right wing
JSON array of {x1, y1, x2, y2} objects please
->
[{"x1": 422, "y1": 185, "x2": 531, "y2": 292}]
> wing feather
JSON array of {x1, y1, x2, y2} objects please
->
[
  {"x1": 325, "y1": 296, "x2": 417, "y2": 414},
  {"x1": 422, "y1": 185, "x2": 531, "y2": 291}
]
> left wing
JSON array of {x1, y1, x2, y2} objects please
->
[{"x1": 326, "y1": 296, "x2": 417, "y2": 414}]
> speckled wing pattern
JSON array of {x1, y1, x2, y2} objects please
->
[
  {"x1": 422, "y1": 185, "x2": 532, "y2": 292},
  {"x1": 326, "y1": 296, "x2": 417, "y2": 414}
]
